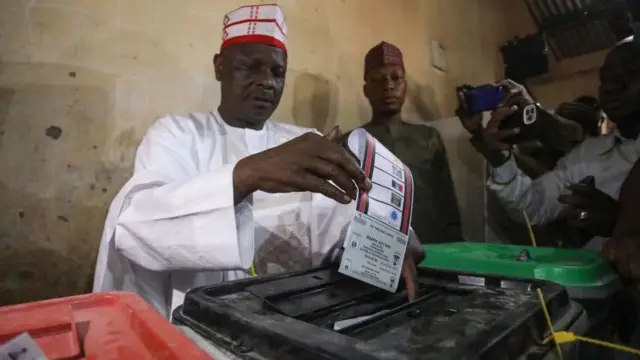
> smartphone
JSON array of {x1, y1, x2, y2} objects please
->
[
  {"x1": 458, "y1": 84, "x2": 506, "y2": 114},
  {"x1": 497, "y1": 103, "x2": 543, "y2": 144}
]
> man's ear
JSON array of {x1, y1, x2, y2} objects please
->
[
  {"x1": 363, "y1": 83, "x2": 371, "y2": 101},
  {"x1": 213, "y1": 53, "x2": 223, "y2": 81}
]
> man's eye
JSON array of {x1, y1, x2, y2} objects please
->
[{"x1": 272, "y1": 67, "x2": 285, "y2": 78}]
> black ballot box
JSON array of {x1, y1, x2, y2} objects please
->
[{"x1": 173, "y1": 266, "x2": 588, "y2": 360}]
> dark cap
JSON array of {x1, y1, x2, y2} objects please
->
[{"x1": 364, "y1": 41, "x2": 404, "y2": 80}]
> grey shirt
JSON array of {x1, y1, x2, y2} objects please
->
[{"x1": 487, "y1": 132, "x2": 640, "y2": 250}]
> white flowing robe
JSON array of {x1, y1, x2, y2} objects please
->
[{"x1": 93, "y1": 110, "x2": 418, "y2": 318}]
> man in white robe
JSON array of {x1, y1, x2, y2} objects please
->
[{"x1": 92, "y1": 4, "x2": 424, "y2": 318}]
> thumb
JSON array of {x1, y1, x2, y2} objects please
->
[{"x1": 324, "y1": 126, "x2": 342, "y2": 141}]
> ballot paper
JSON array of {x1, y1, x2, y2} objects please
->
[
  {"x1": 332, "y1": 310, "x2": 391, "y2": 331},
  {"x1": 339, "y1": 128, "x2": 414, "y2": 292},
  {"x1": 0, "y1": 333, "x2": 48, "y2": 360}
]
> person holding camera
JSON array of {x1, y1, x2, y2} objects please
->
[
  {"x1": 459, "y1": 41, "x2": 640, "y2": 253},
  {"x1": 460, "y1": 38, "x2": 640, "y2": 360}
]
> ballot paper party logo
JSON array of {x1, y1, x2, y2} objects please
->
[
  {"x1": 391, "y1": 165, "x2": 404, "y2": 181},
  {"x1": 391, "y1": 179, "x2": 404, "y2": 193},
  {"x1": 388, "y1": 208, "x2": 401, "y2": 228},
  {"x1": 390, "y1": 192, "x2": 402, "y2": 208}
]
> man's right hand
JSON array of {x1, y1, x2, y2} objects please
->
[
  {"x1": 233, "y1": 129, "x2": 372, "y2": 204},
  {"x1": 461, "y1": 104, "x2": 520, "y2": 167}
]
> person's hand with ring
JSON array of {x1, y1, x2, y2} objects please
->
[{"x1": 557, "y1": 181, "x2": 619, "y2": 237}]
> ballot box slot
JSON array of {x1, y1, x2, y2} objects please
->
[
  {"x1": 246, "y1": 269, "x2": 341, "y2": 300},
  {"x1": 247, "y1": 269, "x2": 381, "y2": 318},
  {"x1": 294, "y1": 282, "x2": 448, "y2": 329},
  {"x1": 331, "y1": 287, "x2": 458, "y2": 335}
]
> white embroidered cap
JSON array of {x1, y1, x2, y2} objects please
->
[{"x1": 221, "y1": 4, "x2": 288, "y2": 53}]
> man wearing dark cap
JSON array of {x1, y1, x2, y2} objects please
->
[{"x1": 360, "y1": 41, "x2": 463, "y2": 244}]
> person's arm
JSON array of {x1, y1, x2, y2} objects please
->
[
  {"x1": 604, "y1": 161, "x2": 640, "y2": 283},
  {"x1": 513, "y1": 151, "x2": 549, "y2": 179},
  {"x1": 613, "y1": 161, "x2": 640, "y2": 237},
  {"x1": 112, "y1": 115, "x2": 255, "y2": 272},
  {"x1": 485, "y1": 147, "x2": 579, "y2": 226},
  {"x1": 430, "y1": 129, "x2": 464, "y2": 241}
]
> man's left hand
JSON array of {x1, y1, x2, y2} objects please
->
[
  {"x1": 401, "y1": 245, "x2": 426, "y2": 301},
  {"x1": 558, "y1": 183, "x2": 619, "y2": 237}
]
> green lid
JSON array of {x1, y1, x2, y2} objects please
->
[{"x1": 419, "y1": 242, "x2": 619, "y2": 297}]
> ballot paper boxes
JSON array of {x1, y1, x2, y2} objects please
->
[
  {"x1": 172, "y1": 266, "x2": 588, "y2": 360},
  {"x1": 0, "y1": 292, "x2": 211, "y2": 360},
  {"x1": 419, "y1": 242, "x2": 623, "y2": 359}
]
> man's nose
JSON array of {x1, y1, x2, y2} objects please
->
[
  {"x1": 382, "y1": 77, "x2": 395, "y2": 91},
  {"x1": 254, "y1": 68, "x2": 275, "y2": 89}
]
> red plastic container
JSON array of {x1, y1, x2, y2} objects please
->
[{"x1": 0, "y1": 292, "x2": 212, "y2": 359}]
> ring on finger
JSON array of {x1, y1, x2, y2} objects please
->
[{"x1": 578, "y1": 210, "x2": 588, "y2": 221}]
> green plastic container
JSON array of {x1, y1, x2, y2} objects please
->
[
  {"x1": 419, "y1": 242, "x2": 622, "y2": 360},
  {"x1": 419, "y1": 242, "x2": 620, "y2": 299}
]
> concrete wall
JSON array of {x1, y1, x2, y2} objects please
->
[
  {"x1": 0, "y1": 0, "x2": 520, "y2": 304},
  {"x1": 529, "y1": 51, "x2": 607, "y2": 109}
]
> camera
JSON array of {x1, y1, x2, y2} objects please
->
[
  {"x1": 457, "y1": 83, "x2": 543, "y2": 144},
  {"x1": 456, "y1": 84, "x2": 506, "y2": 115}
]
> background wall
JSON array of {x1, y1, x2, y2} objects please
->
[
  {"x1": 502, "y1": 0, "x2": 606, "y2": 109},
  {"x1": 529, "y1": 51, "x2": 606, "y2": 109},
  {"x1": 0, "y1": 0, "x2": 523, "y2": 304}
]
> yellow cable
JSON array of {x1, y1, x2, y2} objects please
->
[
  {"x1": 573, "y1": 335, "x2": 640, "y2": 355},
  {"x1": 522, "y1": 210, "x2": 537, "y2": 248},
  {"x1": 543, "y1": 332, "x2": 640, "y2": 356},
  {"x1": 524, "y1": 211, "x2": 563, "y2": 359},
  {"x1": 524, "y1": 211, "x2": 640, "y2": 357},
  {"x1": 537, "y1": 289, "x2": 565, "y2": 360}
]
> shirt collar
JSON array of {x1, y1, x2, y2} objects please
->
[{"x1": 599, "y1": 130, "x2": 640, "y2": 156}]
